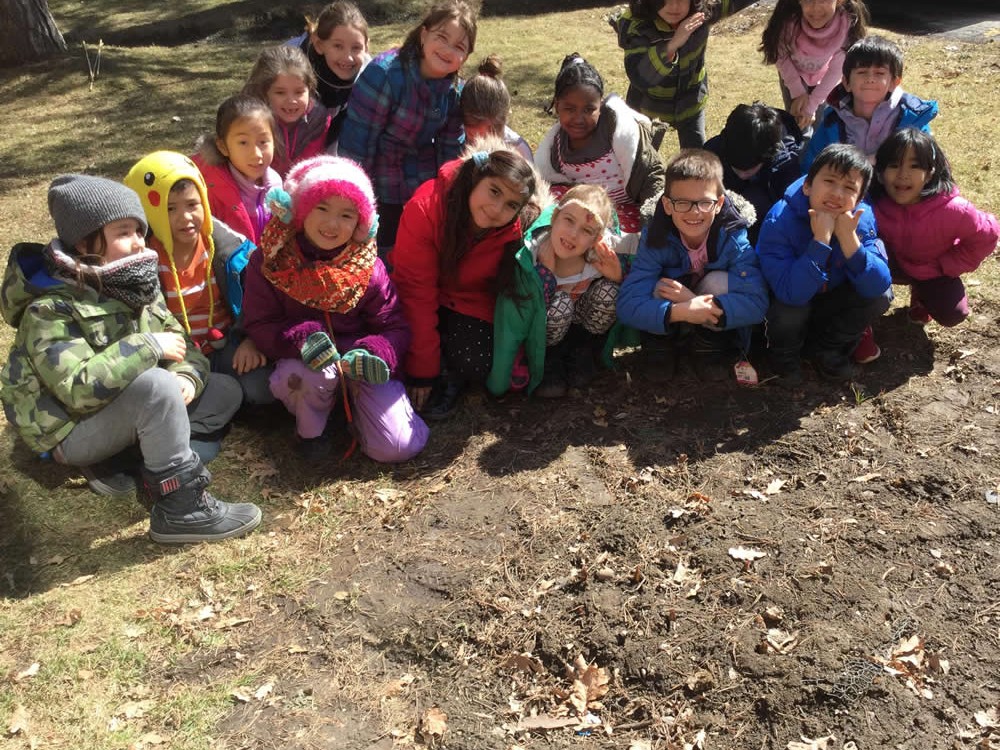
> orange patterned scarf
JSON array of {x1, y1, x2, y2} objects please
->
[{"x1": 259, "y1": 218, "x2": 376, "y2": 313}]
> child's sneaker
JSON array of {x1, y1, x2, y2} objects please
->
[
  {"x1": 908, "y1": 301, "x2": 932, "y2": 325},
  {"x1": 852, "y1": 326, "x2": 881, "y2": 364},
  {"x1": 814, "y1": 350, "x2": 859, "y2": 381}
]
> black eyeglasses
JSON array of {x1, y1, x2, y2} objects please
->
[{"x1": 664, "y1": 197, "x2": 718, "y2": 213}]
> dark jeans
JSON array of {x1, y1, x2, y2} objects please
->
[{"x1": 765, "y1": 284, "x2": 892, "y2": 372}]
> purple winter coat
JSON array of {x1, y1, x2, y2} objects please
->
[{"x1": 242, "y1": 243, "x2": 410, "y2": 376}]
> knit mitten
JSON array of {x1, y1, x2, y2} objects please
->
[
  {"x1": 301, "y1": 331, "x2": 340, "y2": 371},
  {"x1": 340, "y1": 348, "x2": 390, "y2": 385}
]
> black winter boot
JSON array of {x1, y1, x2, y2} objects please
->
[
  {"x1": 144, "y1": 455, "x2": 262, "y2": 544},
  {"x1": 535, "y1": 339, "x2": 570, "y2": 399}
]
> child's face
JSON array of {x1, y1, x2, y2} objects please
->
[
  {"x1": 267, "y1": 73, "x2": 310, "y2": 125},
  {"x1": 658, "y1": 0, "x2": 692, "y2": 26},
  {"x1": 217, "y1": 115, "x2": 275, "y2": 183},
  {"x1": 662, "y1": 178, "x2": 723, "y2": 244},
  {"x1": 843, "y1": 65, "x2": 901, "y2": 112},
  {"x1": 467, "y1": 176, "x2": 524, "y2": 231},
  {"x1": 311, "y1": 25, "x2": 367, "y2": 80},
  {"x1": 549, "y1": 203, "x2": 602, "y2": 260},
  {"x1": 95, "y1": 219, "x2": 146, "y2": 263},
  {"x1": 555, "y1": 85, "x2": 602, "y2": 147},
  {"x1": 799, "y1": 0, "x2": 841, "y2": 30},
  {"x1": 167, "y1": 182, "x2": 205, "y2": 252},
  {"x1": 880, "y1": 146, "x2": 930, "y2": 206},
  {"x1": 418, "y1": 19, "x2": 470, "y2": 79},
  {"x1": 463, "y1": 117, "x2": 500, "y2": 144},
  {"x1": 804, "y1": 165, "x2": 865, "y2": 213},
  {"x1": 303, "y1": 195, "x2": 360, "y2": 251}
]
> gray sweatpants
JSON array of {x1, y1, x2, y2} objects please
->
[{"x1": 56, "y1": 368, "x2": 241, "y2": 473}]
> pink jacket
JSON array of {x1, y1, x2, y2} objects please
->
[{"x1": 874, "y1": 188, "x2": 1000, "y2": 280}]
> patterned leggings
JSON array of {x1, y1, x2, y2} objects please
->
[{"x1": 546, "y1": 278, "x2": 619, "y2": 346}]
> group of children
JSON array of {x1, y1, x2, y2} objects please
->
[{"x1": 2, "y1": 0, "x2": 997, "y2": 545}]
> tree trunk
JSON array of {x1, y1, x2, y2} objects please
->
[{"x1": 0, "y1": 0, "x2": 67, "y2": 67}]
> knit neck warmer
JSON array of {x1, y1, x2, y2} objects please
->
[
  {"x1": 792, "y1": 11, "x2": 850, "y2": 61},
  {"x1": 45, "y1": 243, "x2": 160, "y2": 310},
  {"x1": 258, "y1": 217, "x2": 376, "y2": 313}
]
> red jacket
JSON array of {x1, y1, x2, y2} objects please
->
[
  {"x1": 191, "y1": 154, "x2": 279, "y2": 245},
  {"x1": 390, "y1": 159, "x2": 524, "y2": 381}
]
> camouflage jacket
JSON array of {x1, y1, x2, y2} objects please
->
[{"x1": 0, "y1": 241, "x2": 210, "y2": 453}]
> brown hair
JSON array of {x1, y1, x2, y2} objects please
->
[
  {"x1": 760, "y1": 0, "x2": 869, "y2": 65},
  {"x1": 663, "y1": 148, "x2": 725, "y2": 196},
  {"x1": 461, "y1": 54, "x2": 510, "y2": 133},
  {"x1": 399, "y1": 0, "x2": 479, "y2": 70},
  {"x1": 306, "y1": 0, "x2": 369, "y2": 42},
  {"x1": 439, "y1": 147, "x2": 535, "y2": 279},
  {"x1": 243, "y1": 45, "x2": 317, "y2": 102}
]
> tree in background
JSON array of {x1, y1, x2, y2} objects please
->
[{"x1": 1, "y1": 0, "x2": 66, "y2": 67}]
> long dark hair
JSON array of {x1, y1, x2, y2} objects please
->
[
  {"x1": 399, "y1": 0, "x2": 478, "y2": 69},
  {"x1": 873, "y1": 128, "x2": 954, "y2": 201},
  {"x1": 760, "y1": 0, "x2": 869, "y2": 65},
  {"x1": 628, "y1": 0, "x2": 716, "y2": 22},
  {"x1": 439, "y1": 149, "x2": 536, "y2": 281}
]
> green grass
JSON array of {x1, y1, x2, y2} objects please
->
[{"x1": 1, "y1": 5, "x2": 999, "y2": 747}]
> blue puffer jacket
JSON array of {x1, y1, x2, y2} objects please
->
[
  {"x1": 756, "y1": 176, "x2": 891, "y2": 306},
  {"x1": 801, "y1": 89, "x2": 938, "y2": 173},
  {"x1": 617, "y1": 194, "x2": 767, "y2": 336}
]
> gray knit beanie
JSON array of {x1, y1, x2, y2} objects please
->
[{"x1": 48, "y1": 174, "x2": 148, "y2": 249}]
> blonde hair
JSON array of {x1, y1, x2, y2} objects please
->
[
  {"x1": 244, "y1": 45, "x2": 317, "y2": 102},
  {"x1": 306, "y1": 0, "x2": 368, "y2": 42},
  {"x1": 554, "y1": 184, "x2": 614, "y2": 233}
]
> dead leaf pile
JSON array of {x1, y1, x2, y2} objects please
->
[
  {"x1": 958, "y1": 705, "x2": 999, "y2": 745},
  {"x1": 502, "y1": 653, "x2": 611, "y2": 734},
  {"x1": 876, "y1": 634, "x2": 948, "y2": 699}
]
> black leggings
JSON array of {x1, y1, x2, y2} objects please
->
[{"x1": 439, "y1": 307, "x2": 493, "y2": 382}]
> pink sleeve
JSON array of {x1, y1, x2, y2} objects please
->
[
  {"x1": 938, "y1": 201, "x2": 1000, "y2": 278},
  {"x1": 776, "y1": 55, "x2": 807, "y2": 99},
  {"x1": 806, "y1": 48, "x2": 846, "y2": 113}
]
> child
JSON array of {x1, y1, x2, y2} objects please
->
[
  {"x1": 757, "y1": 143, "x2": 892, "y2": 385},
  {"x1": 244, "y1": 45, "x2": 332, "y2": 177},
  {"x1": 339, "y1": 0, "x2": 477, "y2": 253},
  {"x1": 800, "y1": 35, "x2": 938, "y2": 172},
  {"x1": 194, "y1": 94, "x2": 283, "y2": 246},
  {"x1": 125, "y1": 151, "x2": 274, "y2": 406},
  {"x1": 610, "y1": 0, "x2": 758, "y2": 148},
  {"x1": 617, "y1": 149, "x2": 768, "y2": 381},
  {"x1": 242, "y1": 155, "x2": 429, "y2": 462},
  {"x1": 391, "y1": 140, "x2": 544, "y2": 420},
  {"x1": 287, "y1": 1, "x2": 371, "y2": 141},
  {"x1": 0, "y1": 175, "x2": 260, "y2": 544},
  {"x1": 535, "y1": 54, "x2": 664, "y2": 235},
  {"x1": 461, "y1": 54, "x2": 533, "y2": 163},
  {"x1": 873, "y1": 128, "x2": 1000, "y2": 328},
  {"x1": 760, "y1": 0, "x2": 869, "y2": 132},
  {"x1": 489, "y1": 184, "x2": 628, "y2": 399},
  {"x1": 704, "y1": 102, "x2": 804, "y2": 244}
]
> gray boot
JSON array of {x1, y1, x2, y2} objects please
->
[{"x1": 144, "y1": 455, "x2": 262, "y2": 544}]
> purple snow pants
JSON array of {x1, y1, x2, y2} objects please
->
[{"x1": 270, "y1": 359, "x2": 429, "y2": 463}]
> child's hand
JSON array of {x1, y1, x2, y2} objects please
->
[
  {"x1": 152, "y1": 332, "x2": 187, "y2": 362},
  {"x1": 674, "y1": 295, "x2": 722, "y2": 326},
  {"x1": 590, "y1": 241, "x2": 622, "y2": 282},
  {"x1": 834, "y1": 208, "x2": 863, "y2": 258},
  {"x1": 655, "y1": 277, "x2": 695, "y2": 303},
  {"x1": 808, "y1": 209, "x2": 836, "y2": 246},
  {"x1": 536, "y1": 238, "x2": 556, "y2": 273},
  {"x1": 669, "y1": 12, "x2": 705, "y2": 48},
  {"x1": 409, "y1": 386, "x2": 432, "y2": 411},
  {"x1": 175, "y1": 373, "x2": 196, "y2": 405},
  {"x1": 790, "y1": 95, "x2": 815, "y2": 129},
  {"x1": 232, "y1": 338, "x2": 266, "y2": 374}
]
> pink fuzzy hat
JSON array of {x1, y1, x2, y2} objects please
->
[{"x1": 283, "y1": 155, "x2": 377, "y2": 238}]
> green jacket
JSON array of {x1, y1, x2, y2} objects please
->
[
  {"x1": 0, "y1": 242, "x2": 209, "y2": 453},
  {"x1": 487, "y1": 207, "x2": 637, "y2": 397}
]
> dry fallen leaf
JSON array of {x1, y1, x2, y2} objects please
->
[
  {"x1": 213, "y1": 617, "x2": 252, "y2": 630},
  {"x1": 231, "y1": 688, "x2": 252, "y2": 703},
  {"x1": 253, "y1": 681, "x2": 274, "y2": 700},
  {"x1": 420, "y1": 706, "x2": 448, "y2": 739},
  {"x1": 728, "y1": 546, "x2": 767, "y2": 563},
  {"x1": 787, "y1": 735, "x2": 836, "y2": 750},
  {"x1": 566, "y1": 655, "x2": 610, "y2": 715},
  {"x1": 765, "y1": 629, "x2": 800, "y2": 654},
  {"x1": 502, "y1": 653, "x2": 544, "y2": 674},
  {"x1": 765, "y1": 478, "x2": 786, "y2": 495},
  {"x1": 14, "y1": 662, "x2": 40, "y2": 682},
  {"x1": 8, "y1": 704, "x2": 29, "y2": 735},
  {"x1": 515, "y1": 715, "x2": 579, "y2": 730}
]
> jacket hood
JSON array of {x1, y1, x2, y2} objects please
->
[
  {"x1": 125, "y1": 151, "x2": 215, "y2": 263},
  {"x1": 645, "y1": 190, "x2": 752, "y2": 249},
  {"x1": 1, "y1": 242, "x2": 67, "y2": 328}
]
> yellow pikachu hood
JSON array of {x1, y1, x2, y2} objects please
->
[{"x1": 124, "y1": 150, "x2": 213, "y2": 258}]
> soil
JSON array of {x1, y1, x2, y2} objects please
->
[{"x1": 161, "y1": 295, "x2": 1000, "y2": 750}]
